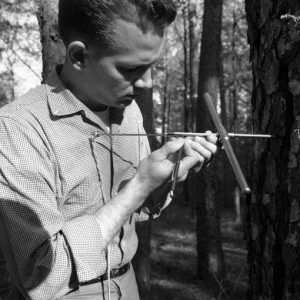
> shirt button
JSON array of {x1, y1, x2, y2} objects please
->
[{"x1": 121, "y1": 240, "x2": 126, "y2": 248}]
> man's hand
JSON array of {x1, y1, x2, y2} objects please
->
[
  {"x1": 95, "y1": 131, "x2": 218, "y2": 247},
  {"x1": 182, "y1": 130, "x2": 218, "y2": 175},
  {"x1": 135, "y1": 137, "x2": 185, "y2": 194},
  {"x1": 134, "y1": 130, "x2": 218, "y2": 194}
]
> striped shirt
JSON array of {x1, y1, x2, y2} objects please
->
[{"x1": 0, "y1": 69, "x2": 154, "y2": 299}]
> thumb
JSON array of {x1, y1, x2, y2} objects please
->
[{"x1": 153, "y1": 138, "x2": 184, "y2": 160}]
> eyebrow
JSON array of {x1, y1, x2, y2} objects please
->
[{"x1": 118, "y1": 53, "x2": 163, "y2": 69}]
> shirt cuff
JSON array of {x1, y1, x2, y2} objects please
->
[{"x1": 61, "y1": 215, "x2": 105, "y2": 282}]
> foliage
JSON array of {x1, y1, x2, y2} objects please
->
[{"x1": 0, "y1": 0, "x2": 41, "y2": 105}]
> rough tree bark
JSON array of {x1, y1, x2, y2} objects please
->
[
  {"x1": 37, "y1": 0, "x2": 65, "y2": 80},
  {"x1": 194, "y1": 0, "x2": 226, "y2": 286},
  {"x1": 245, "y1": 1, "x2": 300, "y2": 299}
]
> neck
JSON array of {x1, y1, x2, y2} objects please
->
[
  {"x1": 59, "y1": 63, "x2": 107, "y2": 111},
  {"x1": 59, "y1": 63, "x2": 82, "y2": 99}
]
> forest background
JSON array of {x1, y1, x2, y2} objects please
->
[{"x1": 0, "y1": 0, "x2": 300, "y2": 299}]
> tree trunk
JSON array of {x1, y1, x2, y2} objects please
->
[
  {"x1": 134, "y1": 87, "x2": 157, "y2": 300},
  {"x1": 161, "y1": 44, "x2": 170, "y2": 146},
  {"x1": 188, "y1": 0, "x2": 199, "y2": 133},
  {"x1": 245, "y1": 1, "x2": 300, "y2": 298},
  {"x1": 182, "y1": 0, "x2": 190, "y2": 206},
  {"x1": 36, "y1": 0, "x2": 65, "y2": 80},
  {"x1": 220, "y1": 35, "x2": 232, "y2": 210},
  {"x1": 194, "y1": 0, "x2": 226, "y2": 287},
  {"x1": 183, "y1": 0, "x2": 190, "y2": 133},
  {"x1": 187, "y1": 0, "x2": 200, "y2": 217}
]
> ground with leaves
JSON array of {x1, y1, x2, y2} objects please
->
[{"x1": 149, "y1": 201, "x2": 247, "y2": 300}]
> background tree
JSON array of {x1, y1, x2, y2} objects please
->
[
  {"x1": 133, "y1": 86, "x2": 157, "y2": 300},
  {"x1": 221, "y1": 0, "x2": 252, "y2": 221},
  {"x1": 245, "y1": 1, "x2": 300, "y2": 298},
  {"x1": 194, "y1": 0, "x2": 226, "y2": 289},
  {"x1": 37, "y1": 0, "x2": 64, "y2": 80},
  {"x1": 188, "y1": 0, "x2": 199, "y2": 133}
]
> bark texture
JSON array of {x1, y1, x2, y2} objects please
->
[
  {"x1": 245, "y1": 1, "x2": 300, "y2": 298},
  {"x1": 194, "y1": 0, "x2": 226, "y2": 284},
  {"x1": 37, "y1": 0, "x2": 65, "y2": 80}
]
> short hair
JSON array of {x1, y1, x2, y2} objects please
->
[{"x1": 58, "y1": 0, "x2": 177, "y2": 50}]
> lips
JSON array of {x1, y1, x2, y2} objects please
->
[{"x1": 125, "y1": 94, "x2": 138, "y2": 100}]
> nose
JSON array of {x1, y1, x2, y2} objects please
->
[{"x1": 133, "y1": 68, "x2": 153, "y2": 89}]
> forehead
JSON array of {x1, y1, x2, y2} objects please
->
[{"x1": 108, "y1": 18, "x2": 165, "y2": 65}]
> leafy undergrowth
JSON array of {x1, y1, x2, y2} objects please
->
[{"x1": 149, "y1": 202, "x2": 247, "y2": 300}]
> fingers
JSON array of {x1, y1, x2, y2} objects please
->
[
  {"x1": 182, "y1": 140, "x2": 204, "y2": 167},
  {"x1": 204, "y1": 130, "x2": 223, "y2": 150},
  {"x1": 205, "y1": 130, "x2": 218, "y2": 144},
  {"x1": 172, "y1": 140, "x2": 202, "y2": 181},
  {"x1": 189, "y1": 131, "x2": 218, "y2": 158},
  {"x1": 142, "y1": 131, "x2": 219, "y2": 188},
  {"x1": 189, "y1": 138, "x2": 216, "y2": 160},
  {"x1": 151, "y1": 138, "x2": 184, "y2": 161},
  {"x1": 176, "y1": 131, "x2": 218, "y2": 177},
  {"x1": 135, "y1": 132, "x2": 218, "y2": 194}
]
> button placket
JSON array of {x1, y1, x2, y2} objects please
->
[{"x1": 89, "y1": 131, "x2": 111, "y2": 204}]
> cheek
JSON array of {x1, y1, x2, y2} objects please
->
[{"x1": 100, "y1": 66, "x2": 128, "y2": 88}]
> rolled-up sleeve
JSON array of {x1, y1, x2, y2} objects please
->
[{"x1": 0, "y1": 117, "x2": 105, "y2": 300}]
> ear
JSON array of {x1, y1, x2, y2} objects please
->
[{"x1": 67, "y1": 41, "x2": 87, "y2": 70}]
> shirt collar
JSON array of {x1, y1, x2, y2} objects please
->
[
  {"x1": 45, "y1": 66, "x2": 137, "y2": 135},
  {"x1": 45, "y1": 66, "x2": 86, "y2": 117}
]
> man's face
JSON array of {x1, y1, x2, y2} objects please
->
[{"x1": 82, "y1": 19, "x2": 164, "y2": 111}]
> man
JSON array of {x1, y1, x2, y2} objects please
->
[{"x1": 0, "y1": 1, "x2": 218, "y2": 299}]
